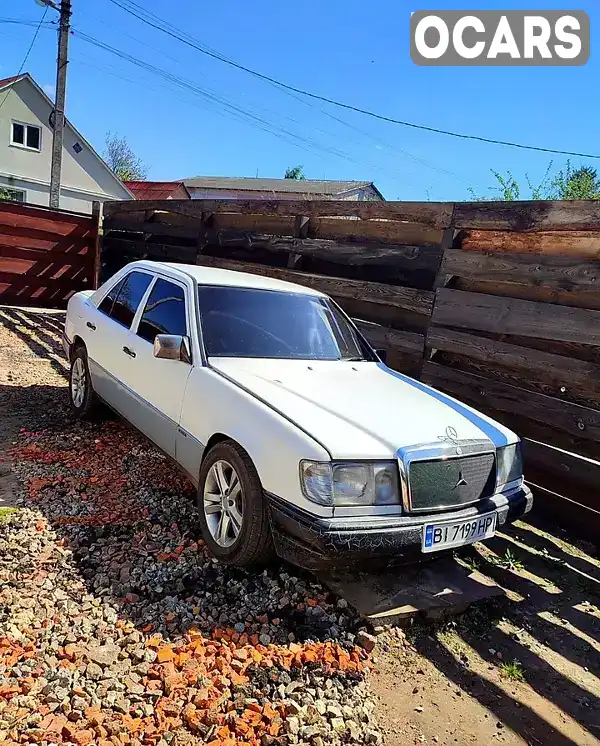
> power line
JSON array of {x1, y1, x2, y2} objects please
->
[
  {"x1": 105, "y1": 0, "x2": 600, "y2": 161},
  {"x1": 73, "y1": 30, "x2": 415, "y2": 182},
  {"x1": 0, "y1": 8, "x2": 50, "y2": 112},
  {"x1": 94, "y1": 3, "x2": 470, "y2": 187}
]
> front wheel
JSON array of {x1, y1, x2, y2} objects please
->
[{"x1": 197, "y1": 440, "x2": 273, "y2": 567}]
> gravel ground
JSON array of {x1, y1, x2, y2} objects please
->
[{"x1": 0, "y1": 308, "x2": 381, "y2": 746}]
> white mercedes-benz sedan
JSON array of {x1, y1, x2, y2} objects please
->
[{"x1": 63, "y1": 260, "x2": 532, "y2": 569}]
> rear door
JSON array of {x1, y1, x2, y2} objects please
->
[
  {"x1": 85, "y1": 269, "x2": 153, "y2": 410},
  {"x1": 127, "y1": 276, "x2": 192, "y2": 458}
]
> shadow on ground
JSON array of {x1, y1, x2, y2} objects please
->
[{"x1": 2, "y1": 308, "x2": 599, "y2": 746}]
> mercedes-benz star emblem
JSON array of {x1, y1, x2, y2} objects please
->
[
  {"x1": 439, "y1": 425, "x2": 462, "y2": 455},
  {"x1": 453, "y1": 471, "x2": 468, "y2": 489}
]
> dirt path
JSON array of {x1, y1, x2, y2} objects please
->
[{"x1": 1, "y1": 306, "x2": 599, "y2": 746}]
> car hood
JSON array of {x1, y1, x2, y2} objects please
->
[{"x1": 209, "y1": 358, "x2": 515, "y2": 459}]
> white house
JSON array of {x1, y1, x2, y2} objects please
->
[{"x1": 0, "y1": 73, "x2": 132, "y2": 213}]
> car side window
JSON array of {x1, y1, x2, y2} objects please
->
[
  {"x1": 98, "y1": 276, "x2": 127, "y2": 317},
  {"x1": 108, "y1": 271, "x2": 153, "y2": 329},
  {"x1": 137, "y1": 278, "x2": 187, "y2": 344}
]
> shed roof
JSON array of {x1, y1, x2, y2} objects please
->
[{"x1": 179, "y1": 176, "x2": 378, "y2": 196}]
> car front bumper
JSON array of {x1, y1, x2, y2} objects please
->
[{"x1": 266, "y1": 484, "x2": 533, "y2": 571}]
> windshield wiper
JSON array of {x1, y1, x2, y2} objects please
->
[{"x1": 340, "y1": 356, "x2": 365, "y2": 362}]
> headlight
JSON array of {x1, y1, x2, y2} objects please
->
[
  {"x1": 300, "y1": 461, "x2": 400, "y2": 507},
  {"x1": 496, "y1": 443, "x2": 524, "y2": 489}
]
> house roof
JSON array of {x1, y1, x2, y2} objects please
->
[
  {"x1": 124, "y1": 181, "x2": 190, "y2": 200},
  {"x1": 0, "y1": 72, "x2": 134, "y2": 199},
  {"x1": 0, "y1": 74, "x2": 27, "y2": 89},
  {"x1": 179, "y1": 176, "x2": 379, "y2": 196}
]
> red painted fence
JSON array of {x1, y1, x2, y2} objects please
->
[{"x1": 0, "y1": 200, "x2": 101, "y2": 306}]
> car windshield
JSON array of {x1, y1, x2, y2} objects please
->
[{"x1": 198, "y1": 285, "x2": 371, "y2": 361}]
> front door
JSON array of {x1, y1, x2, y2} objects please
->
[{"x1": 126, "y1": 276, "x2": 192, "y2": 458}]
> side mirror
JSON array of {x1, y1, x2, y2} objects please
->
[
  {"x1": 375, "y1": 348, "x2": 388, "y2": 364},
  {"x1": 153, "y1": 334, "x2": 192, "y2": 364}
]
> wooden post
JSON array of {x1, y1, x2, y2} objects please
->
[
  {"x1": 288, "y1": 215, "x2": 310, "y2": 269},
  {"x1": 418, "y1": 211, "x2": 458, "y2": 378},
  {"x1": 196, "y1": 211, "x2": 214, "y2": 263},
  {"x1": 91, "y1": 201, "x2": 102, "y2": 289}
]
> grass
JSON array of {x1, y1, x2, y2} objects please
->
[
  {"x1": 499, "y1": 659, "x2": 525, "y2": 682},
  {"x1": 490, "y1": 549, "x2": 525, "y2": 573},
  {"x1": 0, "y1": 507, "x2": 17, "y2": 523}
]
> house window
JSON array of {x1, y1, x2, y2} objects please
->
[
  {"x1": 0, "y1": 187, "x2": 25, "y2": 203},
  {"x1": 10, "y1": 121, "x2": 41, "y2": 151}
]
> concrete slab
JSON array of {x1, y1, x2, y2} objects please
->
[{"x1": 319, "y1": 557, "x2": 503, "y2": 626}]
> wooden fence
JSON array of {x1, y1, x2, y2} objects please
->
[
  {"x1": 102, "y1": 198, "x2": 600, "y2": 544},
  {"x1": 0, "y1": 200, "x2": 101, "y2": 306}
]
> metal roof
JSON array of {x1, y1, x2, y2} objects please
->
[
  {"x1": 124, "y1": 181, "x2": 190, "y2": 200},
  {"x1": 179, "y1": 176, "x2": 375, "y2": 195}
]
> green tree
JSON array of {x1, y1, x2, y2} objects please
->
[
  {"x1": 549, "y1": 162, "x2": 600, "y2": 200},
  {"x1": 284, "y1": 165, "x2": 306, "y2": 180},
  {"x1": 103, "y1": 132, "x2": 147, "y2": 181},
  {"x1": 470, "y1": 161, "x2": 600, "y2": 201}
]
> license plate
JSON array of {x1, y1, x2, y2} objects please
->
[{"x1": 422, "y1": 511, "x2": 497, "y2": 553}]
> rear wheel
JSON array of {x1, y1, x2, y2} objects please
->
[
  {"x1": 69, "y1": 345, "x2": 102, "y2": 419},
  {"x1": 197, "y1": 440, "x2": 273, "y2": 567}
]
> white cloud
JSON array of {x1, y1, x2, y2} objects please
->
[{"x1": 42, "y1": 83, "x2": 55, "y2": 98}]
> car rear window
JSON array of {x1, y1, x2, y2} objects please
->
[{"x1": 108, "y1": 271, "x2": 153, "y2": 328}]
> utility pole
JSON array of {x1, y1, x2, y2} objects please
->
[{"x1": 47, "y1": 0, "x2": 71, "y2": 209}]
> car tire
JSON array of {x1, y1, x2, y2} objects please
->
[
  {"x1": 69, "y1": 345, "x2": 102, "y2": 419},
  {"x1": 197, "y1": 440, "x2": 274, "y2": 567}
]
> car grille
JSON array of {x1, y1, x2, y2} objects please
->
[{"x1": 408, "y1": 453, "x2": 496, "y2": 513}]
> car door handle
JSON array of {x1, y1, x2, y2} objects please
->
[
  {"x1": 86, "y1": 321, "x2": 96, "y2": 331},
  {"x1": 122, "y1": 346, "x2": 136, "y2": 358}
]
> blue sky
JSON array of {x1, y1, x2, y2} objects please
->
[{"x1": 1, "y1": 0, "x2": 598, "y2": 200}]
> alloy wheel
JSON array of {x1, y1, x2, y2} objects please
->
[
  {"x1": 203, "y1": 459, "x2": 244, "y2": 547},
  {"x1": 71, "y1": 357, "x2": 86, "y2": 408}
]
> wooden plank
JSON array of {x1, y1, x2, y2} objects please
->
[
  {"x1": 523, "y1": 439, "x2": 600, "y2": 508},
  {"x1": 454, "y1": 201, "x2": 600, "y2": 232},
  {"x1": 453, "y1": 278, "x2": 600, "y2": 312},
  {"x1": 0, "y1": 231, "x2": 91, "y2": 253},
  {"x1": 0, "y1": 245, "x2": 90, "y2": 263},
  {"x1": 195, "y1": 255, "x2": 434, "y2": 315},
  {"x1": 461, "y1": 229, "x2": 600, "y2": 257},
  {"x1": 354, "y1": 320, "x2": 425, "y2": 356},
  {"x1": 0, "y1": 256, "x2": 90, "y2": 279},
  {"x1": 421, "y1": 362, "x2": 600, "y2": 444},
  {"x1": 103, "y1": 199, "x2": 455, "y2": 227},
  {"x1": 0, "y1": 201, "x2": 94, "y2": 234},
  {"x1": 0, "y1": 273, "x2": 89, "y2": 292},
  {"x1": 441, "y1": 248, "x2": 600, "y2": 289},
  {"x1": 103, "y1": 237, "x2": 197, "y2": 263},
  {"x1": 207, "y1": 231, "x2": 443, "y2": 272},
  {"x1": 526, "y1": 483, "x2": 600, "y2": 546},
  {"x1": 103, "y1": 218, "x2": 200, "y2": 240},
  {"x1": 433, "y1": 288, "x2": 600, "y2": 346},
  {"x1": 426, "y1": 327, "x2": 600, "y2": 403},
  {"x1": 210, "y1": 212, "x2": 296, "y2": 235},
  {"x1": 0, "y1": 220, "x2": 94, "y2": 248},
  {"x1": 310, "y1": 217, "x2": 445, "y2": 245}
]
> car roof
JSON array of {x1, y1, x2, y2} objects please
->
[{"x1": 130, "y1": 260, "x2": 326, "y2": 297}]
